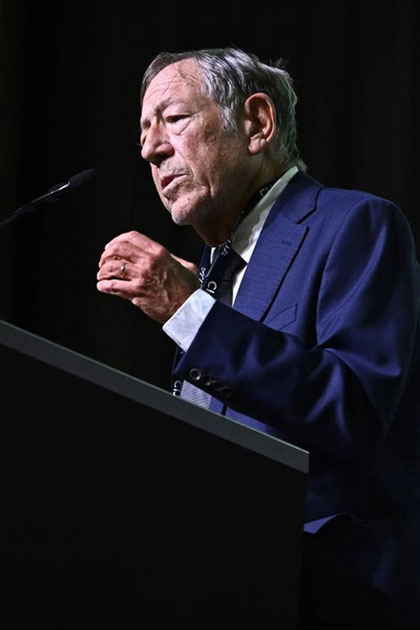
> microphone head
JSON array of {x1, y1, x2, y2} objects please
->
[
  {"x1": 67, "y1": 168, "x2": 96, "y2": 190},
  {"x1": 9, "y1": 168, "x2": 97, "y2": 221}
]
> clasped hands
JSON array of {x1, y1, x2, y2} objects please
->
[{"x1": 97, "y1": 231, "x2": 199, "y2": 324}]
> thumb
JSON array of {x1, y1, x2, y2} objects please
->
[{"x1": 171, "y1": 253, "x2": 198, "y2": 276}]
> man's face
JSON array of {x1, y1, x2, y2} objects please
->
[{"x1": 140, "y1": 59, "x2": 256, "y2": 232}]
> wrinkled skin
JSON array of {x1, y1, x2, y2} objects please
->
[
  {"x1": 97, "y1": 58, "x2": 279, "y2": 322},
  {"x1": 97, "y1": 230, "x2": 199, "y2": 324}
]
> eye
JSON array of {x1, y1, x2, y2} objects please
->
[{"x1": 167, "y1": 114, "x2": 188, "y2": 124}]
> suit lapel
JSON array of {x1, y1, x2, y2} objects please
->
[
  {"x1": 173, "y1": 172, "x2": 322, "y2": 407},
  {"x1": 233, "y1": 171, "x2": 322, "y2": 322},
  {"x1": 209, "y1": 211, "x2": 303, "y2": 414},
  {"x1": 210, "y1": 173, "x2": 322, "y2": 415}
]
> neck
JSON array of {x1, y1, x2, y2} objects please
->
[{"x1": 193, "y1": 215, "x2": 239, "y2": 247}]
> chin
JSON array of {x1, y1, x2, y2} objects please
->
[
  {"x1": 169, "y1": 208, "x2": 192, "y2": 226},
  {"x1": 169, "y1": 199, "x2": 205, "y2": 227}
]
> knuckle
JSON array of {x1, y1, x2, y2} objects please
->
[
  {"x1": 153, "y1": 243, "x2": 167, "y2": 260},
  {"x1": 147, "y1": 244, "x2": 167, "y2": 269}
]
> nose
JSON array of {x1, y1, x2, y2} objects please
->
[{"x1": 140, "y1": 123, "x2": 174, "y2": 165}]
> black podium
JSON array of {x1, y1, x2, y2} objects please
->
[{"x1": 0, "y1": 319, "x2": 308, "y2": 629}]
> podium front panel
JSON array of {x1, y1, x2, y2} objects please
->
[{"x1": 0, "y1": 321, "x2": 308, "y2": 629}]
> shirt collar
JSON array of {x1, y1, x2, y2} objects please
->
[{"x1": 232, "y1": 166, "x2": 298, "y2": 264}]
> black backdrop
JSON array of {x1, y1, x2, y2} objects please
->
[{"x1": 1, "y1": 0, "x2": 419, "y2": 390}]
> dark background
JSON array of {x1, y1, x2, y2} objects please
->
[{"x1": 1, "y1": 0, "x2": 419, "y2": 391}]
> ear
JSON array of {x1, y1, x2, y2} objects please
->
[{"x1": 242, "y1": 93, "x2": 276, "y2": 155}]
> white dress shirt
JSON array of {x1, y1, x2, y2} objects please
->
[{"x1": 163, "y1": 166, "x2": 298, "y2": 351}]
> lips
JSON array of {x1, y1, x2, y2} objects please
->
[{"x1": 160, "y1": 173, "x2": 183, "y2": 190}]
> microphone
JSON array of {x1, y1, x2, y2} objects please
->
[{"x1": 0, "y1": 168, "x2": 96, "y2": 229}]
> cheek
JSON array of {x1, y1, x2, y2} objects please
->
[
  {"x1": 200, "y1": 144, "x2": 241, "y2": 189},
  {"x1": 190, "y1": 144, "x2": 223, "y2": 186},
  {"x1": 151, "y1": 166, "x2": 160, "y2": 189},
  {"x1": 150, "y1": 167, "x2": 168, "y2": 206}
]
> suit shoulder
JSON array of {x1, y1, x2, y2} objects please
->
[
  {"x1": 315, "y1": 183, "x2": 409, "y2": 227},
  {"x1": 281, "y1": 172, "x2": 409, "y2": 231},
  {"x1": 319, "y1": 183, "x2": 398, "y2": 208},
  {"x1": 312, "y1": 183, "x2": 419, "y2": 262},
  {"x1": 290, "y1": 171, "x2": 402, "y2": 217}
]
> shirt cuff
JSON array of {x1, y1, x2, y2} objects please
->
[{"x1": 162, "y1": 289, "x2": 216, "y2": 352}]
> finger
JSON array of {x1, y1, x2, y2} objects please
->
[
  {"x1": 97, "y1": 278, "x2": 127, "y2": 295},
  {"x1": 104, "y1": 231, "x2": 160, "y2": 254},
  {"x1": 99, "y1": 231, "x2": 141, "y2": 267},
  {"x1": 99, "y1": 242, "x2": 134, "y2": 268},
  {"x1": 97, "y1": 259, "x2": 130, "y2": 281},
  {"x1": 99, "y1": 233, "x2": 163, "y2": 267},
  {"x1": 99, "y1": 250, "x2": 124, "y2": 269},
  {"x1": 104, "y1": 230, "x2": 141, "y2": 249},
  {"x1": 96, "y1": 277, "x2": 137, "y2": 297}
]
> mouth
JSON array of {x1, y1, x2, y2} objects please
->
[{"x1": 160, "y1": 173, "x2": 184, "y2": 191}]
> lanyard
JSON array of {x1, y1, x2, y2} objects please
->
[{"x1": 199, "y1": 179, "x2": 277, "y2": 294}]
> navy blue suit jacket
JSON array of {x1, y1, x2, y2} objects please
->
[{"x1": 173, "y1": 171, "x2": 420, "y2": 612}]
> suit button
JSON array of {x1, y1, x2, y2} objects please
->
[
  {"x1": 189, "y1": 368, "x2": 202, "y2": 382},
  {"x1": 204, "y1": 376, "x2": 219, "y2": 388},
  {"x1": 219, "y1": 385, "x2": 232, "y2": 398}
]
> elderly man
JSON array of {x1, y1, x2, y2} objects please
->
[{"x1": 97, "y1": 48, "x2": 420, "y2": 628}]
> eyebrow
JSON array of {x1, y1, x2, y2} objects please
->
[{"x1": 140, "y1": 98, "x2": 191, "y2": 129}]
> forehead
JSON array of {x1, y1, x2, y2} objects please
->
[{"x1": 141, "y1": 59, "x2": 204, "y2": 120}]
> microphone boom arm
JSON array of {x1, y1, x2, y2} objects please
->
[{"x1": 0, "y1": 169, "x2": 96, "y2": 230}]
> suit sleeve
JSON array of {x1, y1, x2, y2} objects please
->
[{"x1": 174, "y1": 198, "x2": 420, "y2": 459}]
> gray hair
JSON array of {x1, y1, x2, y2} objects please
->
[{"x1": 140, "y1": 47, "x2": 306, "y2": 171}]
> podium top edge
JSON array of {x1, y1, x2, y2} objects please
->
[{"x1": 0, "y1": 319, "x2": 309, "y2": 474}]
